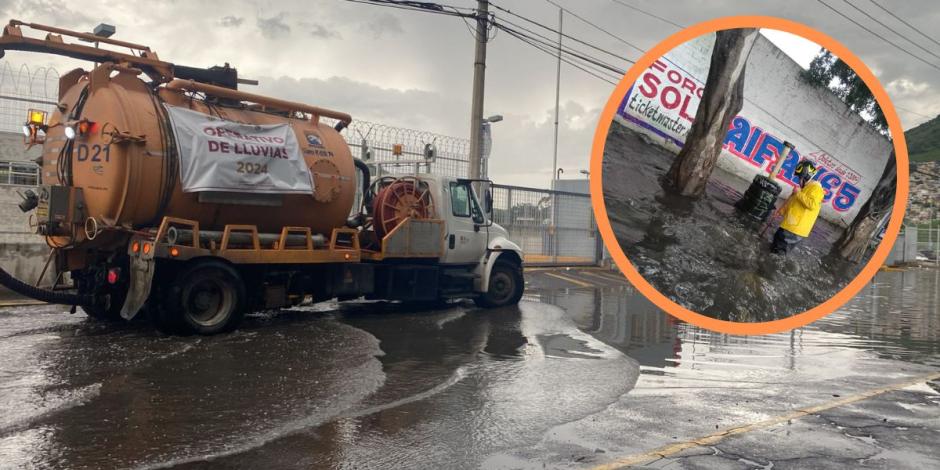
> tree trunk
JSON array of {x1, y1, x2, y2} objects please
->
[
  {"x1": 665, "y1": 28, "x2": 759, "y2": 197},
  {"x1": 833, "y1": 152, "x2": 897, "y2": 262}
]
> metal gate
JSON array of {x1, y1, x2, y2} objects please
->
[{"x1": 491, "y1": 184, "x2": 600, "y2": 266}]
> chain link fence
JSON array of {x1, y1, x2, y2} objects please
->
[
  {"x1": 0, "y1": 61, "x2": 59, "y2": 134},
  {"x1": 342, "y1": 120, "x2": 473, "y2": 179},
  {"x1": 0, "y1": 62, "x2": 57, "y2": 191},
  {"x1": 916, "y1": 223, "x2": 940, "y2": 264}
]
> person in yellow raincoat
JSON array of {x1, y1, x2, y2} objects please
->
[{"x1": 770, "y1": 160, "x2": 824, "y2": 255}]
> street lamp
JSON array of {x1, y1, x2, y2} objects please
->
[
  {"x1": 579, "y1": 169, "x2": 590, "y2": 177},
  {"x1": 480, "y1": 114, "x2": 502, "y2": 179}
]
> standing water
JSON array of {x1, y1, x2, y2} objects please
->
[{"x1": 602, "y1": 123, "x2": 866, "y2": 321}]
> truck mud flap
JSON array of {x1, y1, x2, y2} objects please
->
[{"x1": 120, "y1": 255, "x2": 155, "y2": 320}]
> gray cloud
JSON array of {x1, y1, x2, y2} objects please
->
[
  {"x1": 9, "y1": 0, "x2": 94, "y2": 28},
  {"x1": 219, "y1": 16, "x2": 244, "y2": 28},
  {"x1": 302, "y1": 22, "x2": 341, "y2": 40},
  {"x1": 257, "y1": 13, "x2": 290, "y2": 40},
  {"x1": 361, "y1": 13, "x2": 404, "y2": 39}
]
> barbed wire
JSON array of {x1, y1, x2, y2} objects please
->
[{"x1": 0, "y1": 61, "x2": 60, "y2": 99}]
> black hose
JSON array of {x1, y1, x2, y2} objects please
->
[
  {"x1": 353, "y1": 158, "x2": 371, "y2": 207},
  {"x1": 0, "y1": 265, "x2": 91, "y2": 305}
]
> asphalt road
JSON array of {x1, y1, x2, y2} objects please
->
[{"x1": 0, "y1": 267, "x2": 938, "y2": 469}]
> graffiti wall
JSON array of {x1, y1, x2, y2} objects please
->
[{"x1": 613, "y1": 32, "x2": 893, "y2": 226}]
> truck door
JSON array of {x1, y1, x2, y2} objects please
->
[{"x1": 442, "y1": 180, "x2": 488, "y2": 265}]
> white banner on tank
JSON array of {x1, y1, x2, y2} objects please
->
[{"x1": 165, "y1": 105, "x2": 314, "y2": 194}]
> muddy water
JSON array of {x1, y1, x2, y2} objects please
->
[
  {"x1": 0, "y1": 300, "x2": 638, "y2": 469},
  {"x1": 0, "y1": 269, "x2": 935, "y2": 469},
  {"x1": 602, "y1": 123, "x2": 866, "y2": 322},
  {"x1": 485, "y1": 269, "x2": 940, "y2": 468},
  {"x1": 533, "y1": 269, "x2": 940, "y2": 373}
]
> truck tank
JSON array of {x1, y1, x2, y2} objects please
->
[{"x1": 44, "y1": 71, "x2": 358, "y2": 249}]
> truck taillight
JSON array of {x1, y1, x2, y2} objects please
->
[
  {"x1": 107, "y1": 268, "x2": 121, "y2": 284},
  {"x1": 142, "y1": 243, "x2": 152, "y2": 255},
  {"x1": 131, "y1": 241, "x2": 140, "y2": 253}
]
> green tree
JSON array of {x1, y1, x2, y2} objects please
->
[{"x1": 802, "y1": 49, "x2": 887, "y2": 133}]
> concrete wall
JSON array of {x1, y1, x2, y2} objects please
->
[
  {"x1": 614, "y1": 32, "x2": 893, "y2": 227},
  {"x1": 0, "y1": 131, "x2": 48, "y2": 293}
]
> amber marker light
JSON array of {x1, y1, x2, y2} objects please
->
[{"x1": 27, "y1": 109, "x2": 47, "y2": 126}]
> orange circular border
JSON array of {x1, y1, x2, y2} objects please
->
[{"x1": 590, "y1": 16, "x2": 909, "y2": 335}]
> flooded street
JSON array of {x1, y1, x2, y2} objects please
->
[
  {"x1": 602, "y1": 123, "x2": 864, "y2": 321},
  {"x1": 0, "y1": 267, "x2": 938, "y2": 469}
]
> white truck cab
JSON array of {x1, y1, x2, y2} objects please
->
[{"x1": 397, "y1": 175, "x2": 524, "y2": 307}]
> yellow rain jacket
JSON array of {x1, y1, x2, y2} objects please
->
[{"x1": 778, "y1": 181, "x2": 825, "y2": 238}]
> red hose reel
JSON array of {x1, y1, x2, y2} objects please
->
[{"x1": 371, "y1": 178, "x2": 434, "y2": 239}]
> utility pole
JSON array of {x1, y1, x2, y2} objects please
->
[
  {"x1": 468, "y1": 0, "x2": 489, "y2": 180},
  {"x1": 551, "y1": 8, "x2": 562, "y2": 190},
  {"x1": 550, "y1": 8, "x2": 562, "y2": 264}
]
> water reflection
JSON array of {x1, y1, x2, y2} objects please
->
[{"x1": 534, "y1": 268, "x2": 940, "y2": 381}]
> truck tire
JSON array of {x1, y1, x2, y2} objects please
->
[
  {"x1": 475, "y1": 259, "x2": 524, "y2": 308},
  {"x1": 157, "y1": 260, "x2": 246, "y2": 335}
]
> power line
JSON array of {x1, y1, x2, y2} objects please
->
[
  {"x1": 816, "y1": 0, "x2": 940, "y2": 72},
  {"x1": 610, "y1": 0, "x2": 684, "y2": 29},
  {"x1": 346, "y1": 0, "x2": 626, "y2": 86},
  {"x1": 493, "y1": 15, "x2": 628, "y2": 73},
  {"x1": 542, "y1": 0, "x2": 645, "y2": 57},
  {"x1": 344, "y1": 0, "x2": 473, "y2": 17},
  {"x1": 502, "y1": 28, "x2": 619, "y2": 85},
  {"x1": 895, "y1": 105, "x2": 935, "y2": 120},
  {"x1": 494, "y1": 14, "x2": 625, "y2": 64},
  {"x1": 493, "y1": 21, "x2": 622, "y2": 83},
  {"x1": 495, "y1": 22, "x2": 619, "y2": 85},
  {"x1": 839, "y1": 0, "x2": 940, "y2": 64},
  {"x1": 867, "y1": 0, "x2": 940, "y2": 52},
  {"x1": 489, "y1": 1, "x2": 644, "y2": 56}
]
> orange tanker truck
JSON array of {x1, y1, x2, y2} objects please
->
[{"x1": 0, "y1": 20, "x2": 524, "y2": 334}]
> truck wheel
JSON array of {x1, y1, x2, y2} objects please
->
[
  {"x1": 475, "y1": 259, "x2": 524, "y2": 308},
  {"x1": 160, "y1": 261, "x2": 246, "y2": 335}
]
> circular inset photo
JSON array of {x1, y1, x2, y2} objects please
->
[{"x1": 591, "y1": 17, "x2": 908, "y2": 334}]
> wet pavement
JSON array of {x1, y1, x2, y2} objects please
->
[
  {"x1": 0, "y1": 266, "x2": 938, "y2": 469},
  {"x1": 602, "y1": 123, "x2": 864, "y2": 321}
]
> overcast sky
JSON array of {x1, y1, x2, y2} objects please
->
[{"x1": 3, "y1": 0, "x2": 937, "y2": 187}]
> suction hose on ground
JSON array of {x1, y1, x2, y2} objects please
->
[{"x1": 0, "y1": 265, "x2": 92, "y2": 306}]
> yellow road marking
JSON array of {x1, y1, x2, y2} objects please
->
[
  {"x1": 582, "y1": 270, "x2": 628, "y2": 283},
  {"x1": 543, "y1": 272, "x2": 597, "y2": 288},
  {"x1": 526, "y1": 266, "x2": 611, "y2": 272},
  {"x1": 592, "y1": 371, "x2": 940, "y2": 469}
]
